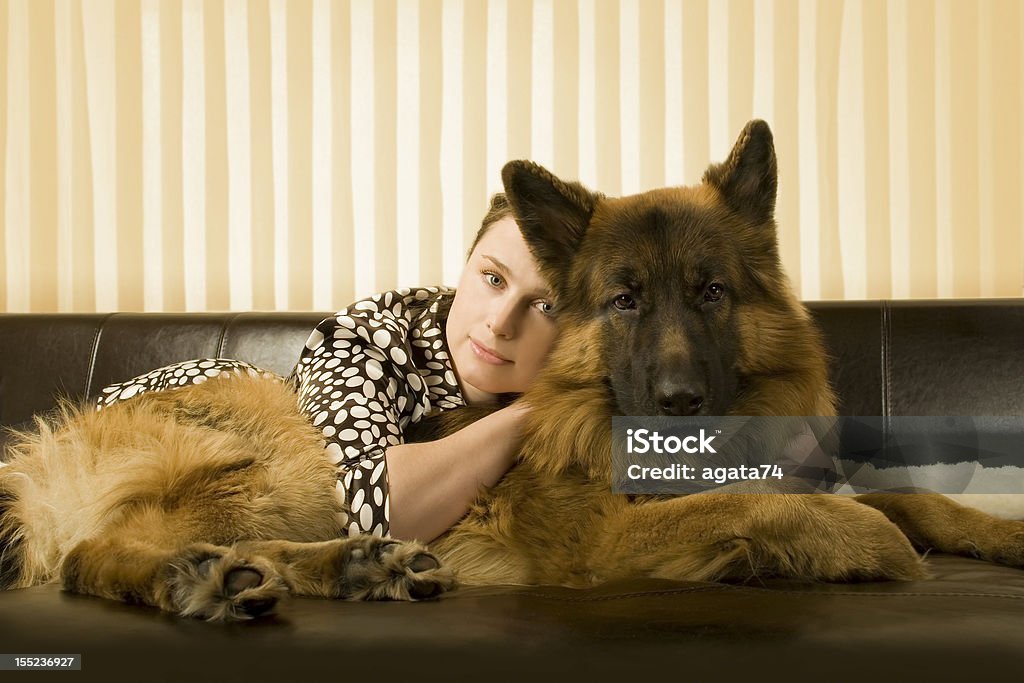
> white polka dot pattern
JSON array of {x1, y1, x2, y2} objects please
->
[
  {"x1": 96, "y1": 359, "x2": 283, "y2": 410},
  {"x1": 91, "y1": 288, "x2": 466, "y2": 541},
  {"x1": 293, "y1": 287, "x2": 464, "y2": 538}
]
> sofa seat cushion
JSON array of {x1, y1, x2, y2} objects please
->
[{"x1": 2, "y1": 555, "x2": 1022, "y2": 680}]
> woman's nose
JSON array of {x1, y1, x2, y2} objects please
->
[{"x1": 488, "y1": 299, "x2": 519, "y2": 338}]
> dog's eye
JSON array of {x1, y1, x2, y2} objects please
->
[
  {"x1": 612, "y1": 294, "x2": 636, "y2": 311},
  {"x1": 704, "y1": 283, "x2": 725, "y2": 302}
]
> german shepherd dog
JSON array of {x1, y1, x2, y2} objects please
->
[
  {"x1": 2, "y1": 121, "x2": 1021, "y2": 621},
  {"x1": 424, "y1": 120, "x2": 1024, "y2": 585}
]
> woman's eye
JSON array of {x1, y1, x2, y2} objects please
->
[
  {"x1": 485, "y1": 272, "x2": 504, "y2": 288},
  {"x1": 704, "y1": 282, "x2": 725, "y2": 302},
  {"x1": 534, "y1": 300, "x2": 555, "y2": 316},
  {"x1": 612, "y1": 294, "x2": 636, "y2": 311}
]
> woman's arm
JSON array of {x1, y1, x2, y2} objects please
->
[{"x1": 385, "y1": 402, "x2": 529, "y2": 543}]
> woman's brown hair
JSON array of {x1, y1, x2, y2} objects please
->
[{"x1": 466, "y1": 193, "x2": 514, "y2": 259}]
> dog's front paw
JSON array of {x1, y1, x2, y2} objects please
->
[
  {"x1": 806, "y1": 497, "x2": 927, "y2": 581},
  {"x1": 166, "y1": 544, "x2": 289, "y2": 621},
  {"x1": 337, "y1": 536, "x2": 456, "y2": 601},
  {"x1": 972, "y1": 521, "x2": 1024, "y2": 568}
]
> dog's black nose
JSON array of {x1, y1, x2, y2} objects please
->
[{"x1": 655, "y1": 380, "x2": 705, "y2": 415}]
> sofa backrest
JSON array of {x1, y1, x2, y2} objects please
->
[
  {"x1": 1, "y1": 300, "x2": 1022, "y2": 438},
  {"x1": 810, "y1": 300, "x2": 1024, "y2": 416},
  {"x1": 0, "y1": 312, "x2": 324, "y2": 433}
]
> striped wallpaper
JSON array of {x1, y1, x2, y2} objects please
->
[{"x1": 1, "y1": 0, "x2": 1022, "y2": 313}]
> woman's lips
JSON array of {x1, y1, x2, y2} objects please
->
[{"x1": 469, "y1": 338, "x2": 512, "y2": 365}]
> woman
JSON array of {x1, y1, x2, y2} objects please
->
[{"x1": 97, "y1": 194, "x2": 559, "y2": 544}]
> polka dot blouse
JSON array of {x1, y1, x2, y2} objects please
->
[{"x1": 96, "y1": 286, "x2": 465, "y2": 538}]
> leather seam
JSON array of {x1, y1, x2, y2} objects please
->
[
  {"x1": 84, "y1": 313, "x2": 115, "y2": 399},
  {"x1": 881, "y1": 300, "x2": 891, "y2": 423},
  {"x1": 217, "y1": 313, "x2": 243, "y2": 358}
]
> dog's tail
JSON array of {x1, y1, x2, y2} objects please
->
[{"x1": 0, "y1": 484, "x2": 25, "y2": 590}]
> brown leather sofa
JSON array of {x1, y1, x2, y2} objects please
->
[{"x1": 1, "y1": 300, "x2": 1023, "y2": 681}]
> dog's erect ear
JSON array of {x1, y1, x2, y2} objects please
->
[
  {"x1": 702, "y1": 119, "x2": 777, "y2": 224},
  {"x1": 501, "y1": 160, "x2": 600, "y2": 272}
]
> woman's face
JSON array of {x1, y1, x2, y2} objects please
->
[{"x1": 446, "y1": 216, "x2": 559, "y2": 404}]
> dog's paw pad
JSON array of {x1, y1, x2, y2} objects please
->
[
  {"x1": 407, "y1": 553, "x2": 440, "y2": 573},
  {"x1": 407, "y1": 577, "x2": 447, "y2": 600},
  {"x1": 236, "y1": 595, "x2": 278, "y2": 618},
  {"x1": 168, "y1": 545, "x2": 288, "y2": 621},
  {"x1": 224, "y1": 567, "x2": 264, "y2": 595},
  {"x1": 340, "y1": 537, "x2": 456, "y2": 601}
]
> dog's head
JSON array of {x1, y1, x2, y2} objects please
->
[{"x1": 503, "y1": 120, "x2": 821, "y2": 417}]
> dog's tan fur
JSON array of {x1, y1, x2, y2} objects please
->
[
  {"x1": 1, "y1": 375, "x2": 454, "y2": 620},
  {"x1": 2, "y1": 120, "x2": 1021, "y2": 622},
  {"x1": 423, "y1": 121, "x2": 1024, "y2": 586},
  {"x1": 426, "y1": 268, "x2": 930, "y2": 585}
]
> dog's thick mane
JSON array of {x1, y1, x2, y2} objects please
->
[
  {"x1": 517, "y1": 296, "x2": 835, "y2": 480},
  {"x1": 501, "y1": 120, "x2": 836, "y2": 480},
  {"x1": 517, "y1": 318, "x2": 613, "y2": 480}
]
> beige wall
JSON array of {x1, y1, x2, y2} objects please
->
[{"x1": 1, "y1": 0, "x2": 1022, "y2": 313}]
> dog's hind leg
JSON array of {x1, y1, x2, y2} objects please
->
[
  {"x1": 856, "y1": 492, "x2": 1024, "y2": 567},
  {"x1": 232, "y1": 536, "x2": 455, "y2": 601},
  {"x1": 60, "y1": 536, "x2": 289, "y2": 621}
]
